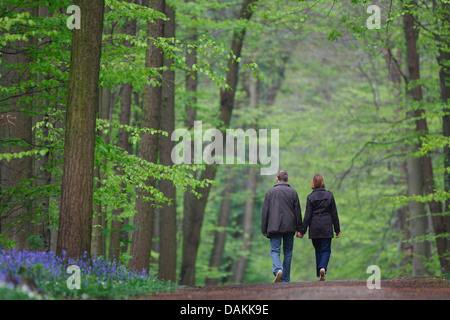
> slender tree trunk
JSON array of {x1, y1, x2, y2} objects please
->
[
  {"x1": 232, "y1": 166, "x2": 258, "y2": 283},
  {"x1": 180, "y1": 0, "x2": 259, "y2": 285},
  {"x1": 384, "y1": 47, "x2": 414, "y2": 274},
  {"x1": 158, "y1": 3, "x2": 177, "y2": 281},
  {"x1": 184, "y1": 5, "x2": 198, "y2": 128},
  {"x1": 437, "y1": 0, "x2": 450, "y2": 274},
  {"x1": 181, "y1": 1, "x2": 199, "y2": 283},
  {"x1": 403, "y1": 3, "x2": 434, "y2": 275},
  {"x1": 232, "y1": 74, "x2": 260, "y2": 283},
  {"x1": 109, "y1": 3, "x2": 136, "y2": 261},
  {"x1": 31, "y1": 5, "x2": 52, "y2": 252},
  {"x1": 56, "y1": 0, "x2": 105, "y2": 260},
  {"x1": 129, "y1": 0, "x2": 165, "y2": 273},
  {"x1": 109, "y1": 83, "x2": 133, "y2": 260},
  {"x1": 407, "y1": 156, "x2": 430, "y2": 276},
  {"x1": 91, "y1": 87, "x2": 110, "y2": 258},
  {"x1": 0, "y1": 6, "x2": 36, "y2": 250},
  {"x1": 205, "y1": 173, "x2": 234, "y2": 286}
]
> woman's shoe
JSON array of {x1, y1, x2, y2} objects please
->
[
  {"x1": 274, "y1": 270, "x2": 283, "y2": 283},
  {"x1": 319, "y1": 268, "x2": 326, "y2": 281}
]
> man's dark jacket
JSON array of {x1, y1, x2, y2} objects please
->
[
  {"x1": 301, "y1": 188, "x2": 340, "y2": 239},
  {"x1": 261, "y1": 182, "x2": 303, "y2": 237}
]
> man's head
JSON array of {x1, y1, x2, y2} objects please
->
[{"x1": 276, "y1": 170, "x2": 288, "y2": 182}]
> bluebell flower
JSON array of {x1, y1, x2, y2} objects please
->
[{"x1": 1, "y1": 249, "x2": 155, "y2": 297}]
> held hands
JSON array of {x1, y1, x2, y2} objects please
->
[
  {"x1": 265, "y1": 232, "x2": 338, "y2": 239},
  {"x1": 295, "y1": 232, "x2": 339, "y2": 238}
]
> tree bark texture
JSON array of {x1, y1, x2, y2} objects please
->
[
  {"x1": 129, "y1": 0, "x2": 165, "y2": 273},
  {"x1": 109, "y1": 4, "x2": 136, "y2": 261},
  {"x1": 57, "y1": 0, "x2": 105, "y2": 260},
  {"x1": 0, "y1": 6, "x2": 37, "y2": 250},
  {"x1": 158, "y1": 3, "x2": 177, "y2": 281},
  {"x1": 403, "y1": 4, "x2": 446, "y2": 274},
  {"x1": 437, "y1": 0, "x2": 450, "y2": 274}
]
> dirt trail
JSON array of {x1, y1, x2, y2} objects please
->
[{"x1": 148, "y1": 277, "x2": 450, "y2": 300}]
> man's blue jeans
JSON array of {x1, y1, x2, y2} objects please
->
[
  {"x1": 312, "y1": 238, "x2": 332, "y2": 277},
  {"x1": 269, "y1": 233, "x2": 294, "y2": 282}
]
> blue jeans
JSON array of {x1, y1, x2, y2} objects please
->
[
  {"x1": 270, "y1": 233, "x2": 294, "y2": 282},
  {"x1": 312, "y1": 238, "x2": 332, "y2": 277}
]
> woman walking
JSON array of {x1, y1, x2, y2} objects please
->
[{"x1": 297, "y1": 174, "x2": 340, "y2": 281}]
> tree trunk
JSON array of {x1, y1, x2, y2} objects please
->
[
  {"x1": 31, "y1": 5, "x2": 52, "y2": 252},
  {"x1": 205, "y1": 173, "x2": 234, "y2": 286},
  {"x1": 109, "y1": 83, "x2": 132, "y2": 260},
  {"x1": 403, "y1": 3, "x2": 434, "y2": 275},
  {"x1": 232, "y1": 166, "x2": 258, "y2": 283},
  {"x1": 56, "y1": 0, "x2": 105, "y2": 260},
  {"x1": 179, "y1": 0, "x2": 259, "y2": 285},
  {"x1": 180, "y1": 0, "x2": 199, "y2": 284},
  {"x1": 91, "y1": 87, "x2": 110, "y2": 258},
  {"x1": 158, "y1": 3, "x2": 177, "y2": 282},
  {"x1": 232, "y1": 73, "x2": 260, "y2": 283},
  {"x1": 437, "y1": 0, "x2": 450, "y2": 274},
  {"x1": 129, "y1": 0, "x2": 165, "y2": 273},
  {"x1": 109, "y1": 3, "x2": 136, "y2": 261},
  {"x1": 407, "y1": 156, "x2": 430, "y2": 276},
  {"x1": 0, "y1": 6, "x2": 36, "y2": 250}
]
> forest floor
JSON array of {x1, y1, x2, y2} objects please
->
[{"x1": 146, "y1": 277, "x2": 450, "y2": 300}]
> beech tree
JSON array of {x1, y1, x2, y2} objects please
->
[
  {"x1": 0, "y1": 6, "x2": 36, "y2": 250},
  {"x1": 56, "y1": 0, "x2": 105, "y2": 260},
  {"x1": 129, "y1": 0, "x2": 165, "y2": 273},
  {"x1": 1, "y1": 0, "x2": 449, "y2": 285},
  {"x1": 402, "y1": 0, "x2": 448, "y2": 275},
  {"x1": 158, "y1": 3, "x2": 177, "y2": 281}
]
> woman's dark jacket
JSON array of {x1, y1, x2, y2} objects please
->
[
  {"x1": 261, "y1": 182, "x2": 303, "y2": 237},
  {"x1": 301, "y1": 188, "x2": 340, "y2": 239}
]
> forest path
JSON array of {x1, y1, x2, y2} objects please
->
[{"x1": 147, "y1": 278, "x2": 450, "y2": 300}]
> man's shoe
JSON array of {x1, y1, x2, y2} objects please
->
[
  {"x1": 319, "y1": 268, "x2": 326, "y2": 281},
  {"x1": 274, "y1": 270, "x2": 283, "y2": 283}
]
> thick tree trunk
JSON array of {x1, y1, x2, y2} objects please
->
[
  {"x1": 57, "y1": 0, "x2": 105, "y2": 260},
  {"x1": 179, "y1": 0, "x2": 259, "y2": 285},
  {"x1": 129, "y1": 0, "x2": 165, "y2": 273}
]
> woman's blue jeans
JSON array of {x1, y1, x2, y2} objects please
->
[
  {"x1": 269, "y1": 233, "x2": 294, "y2": 282},
  {"x1": 312, "y1": 238, "x2": 332, "y2": 277}
]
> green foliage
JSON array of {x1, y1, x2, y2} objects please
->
[
  {"x1": 0, "y1": 0, "x2": 215, "y2": 251},
  {"x1": 0, "y1": 251, "x2": 177, "y2": 299},
  {"x1": 194, "y1": 0, "x2": 450, "y2": 284},
  {"x1": 1, "y1": 0, "x2": 450, "y2": 291}
]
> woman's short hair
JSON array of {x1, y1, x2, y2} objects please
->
[
  {"x1": 277, "y1": 170, "x2": 288, "y2": 182},
  {"x1": 310, "y1": 174, "x2": 326, "y2": 189}
]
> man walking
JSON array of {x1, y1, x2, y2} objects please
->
[{"x1": 261, "y1": 170, "x2": 303, "y2": 282}]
